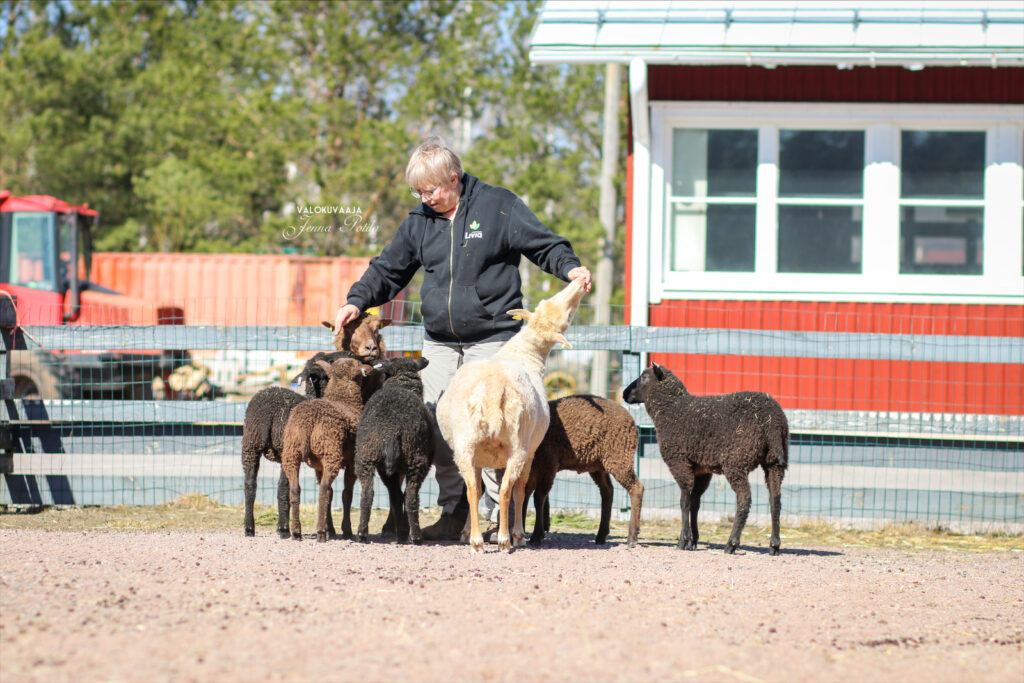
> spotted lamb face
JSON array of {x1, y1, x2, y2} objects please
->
[{"x1": 622, "y1": 363, "x2": 668, "y2": 404}]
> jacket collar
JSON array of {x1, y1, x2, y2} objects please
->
[{"x1": 410, "y1": 173, "x2": 477, "y2": 218}]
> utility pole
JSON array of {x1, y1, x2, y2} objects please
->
[{"x1": 589, "y1": 62, "x2": 620, "y2": 399}]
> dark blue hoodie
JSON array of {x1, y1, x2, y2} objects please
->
[{"x1": 345, "y1": 173, "x2": 582, "y2": 344}]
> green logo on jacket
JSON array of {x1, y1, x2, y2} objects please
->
[{"x1": 469, "y1": 220, "x2": 480, "y2": 231}]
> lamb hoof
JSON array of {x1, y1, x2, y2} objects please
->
[
  {"x1": 411, "y1": 537, "x2": 423, "y2": 546},
  {"x1": 316, "y1": 532, "x2": 328, "y2": 543},
  {"x1": 678, "y1": 542, "x2": 697, "y2": 551},
  {"x1": 512, "y1": 534, "x2": 525, "y2": 548},
  {"x1": 278, "y1": 530, "x2": 290, "y2": 540},
  {"x1": 291, "y1": 532, "x2": 302, "y2": 541},
  {"x1": 358, "y1": 535, "x2": 369, "y2": 544},
  {"x1": 244, "y1": 529, "x2": 255, "y2": 537},
  {"x1": 724, "y1": 543, "x2": 738, "y2": 554},
  {"x1": 341, "y1": 532, "x2": 353, "y2": 540},
  {"x1": 770, "y1": 546, "x2": 780, "y2": 556},
  {"x1": 470, "y1": 537, "x2": 484, "y2": 553},
  {"x1": 626, "y1": 539, "x2": 638, "y2": 548},
  {"x1": 594, "y1": 537, "x2": 607, "y2": 545},
  {"x1": 528, "y1": 536, "x2": 543, "y2": 546}
]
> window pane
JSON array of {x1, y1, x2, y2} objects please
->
[
  {"x1": 706, "y1": 205, "x2": 756, "y2": 272},
  {"x1": 779, "y1": 130, "x2": 864, "y2": 197},
  {"x1": 10, "y1": 213, "x2": 57, "y2": 290},
  {"x1": 901, "y1": 131, "x2": 984, "y2": 199},
  {"x1": 900, "y1": 206, "x2": 983, "y2": 274},
  {"x1": 778, "y1": 206, "x2": 862, "y2": 274},
  {"x1": 673, "y1": 129, "x2": 756, "y2": 197},
  {"x1": 671, "y1": 204, "x2": 755, "y2": 272}
]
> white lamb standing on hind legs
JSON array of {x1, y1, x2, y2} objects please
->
[{"x1": 437, "y1": 278, "x2": 586, "y2": 553}]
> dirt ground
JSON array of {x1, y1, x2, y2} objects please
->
[{"x1": 1, "y1": 526, "x2": 1021, "y2": 683}]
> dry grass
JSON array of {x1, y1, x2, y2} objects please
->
[
  {"x1": 0, "y1": 495, "x2": 391, "y2": 534},
  {"x1": 574, "y1": 514, "x2": 1024, "y2": 553},
  {"x1": 1, "y1": 498, "x2": 1020, "y2": 552}
]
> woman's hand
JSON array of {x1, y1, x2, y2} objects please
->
[
  {"x1": 567, "y1": 266, "x2": 592, "y2": 293},
  {"x1": 332, "y1": 304, "x2": 361, "y2": 336}
]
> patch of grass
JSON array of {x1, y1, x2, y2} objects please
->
[
  {"x1": 547, "y1": 513, "x2": 1023, "y2": 552},
  {"x1": 1, "y1": 501, "x2": 1020, "y2": 552},
  {"x1": 0, "y1": 495, "x2": 392, "y2": 534}
]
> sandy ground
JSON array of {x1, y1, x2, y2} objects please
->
[{"x1": 0, "y1": 528, "x2": 1021, "y2": 683}]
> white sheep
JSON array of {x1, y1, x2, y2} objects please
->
[{"x1": 436, "y1": 278, "x2": 586, "y2": 552}]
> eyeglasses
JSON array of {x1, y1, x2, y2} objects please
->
[{"x1": 411, "y1": 184, "x2": 443, "y2": 201}]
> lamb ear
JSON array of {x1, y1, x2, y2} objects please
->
[
  {"x1": 554, "y1": 333, "x2": 572, "y2": 349},
  {"x1": 416, "y1": 357, "x2": 429, "y2": 370},
  {"x1": 380, "y1": 318, "x2": 392, "y2": 328},
  {"x1": 507, "y1": 309, "x2": 532, "y2": 321},
  {"x1": 651, "y1": 363, "x2": 665, "y2": 381},
  {"x1": 316, "y1": 360, "x2": 332, "y2": 373},
  {"x1": 321, "y1": 320, "x2": 335, "y2": 332}
]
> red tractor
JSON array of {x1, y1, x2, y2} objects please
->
[{"x1": 0, "y1": 191, "x2": 185, "y2": 399}]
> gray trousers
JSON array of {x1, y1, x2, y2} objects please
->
[{"x1": 421, "y1": 338, "x2": 506, "y2": 519}]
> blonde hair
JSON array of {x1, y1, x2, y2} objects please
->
[{"x1": 405, "y1": 136, "x2": 463, "y2": 191}]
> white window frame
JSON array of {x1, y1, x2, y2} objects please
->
[{"x1": 650, "y1": 101, "x2": 1024, "y2": 304}]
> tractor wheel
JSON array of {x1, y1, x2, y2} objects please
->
[
  {"x1": 543, "y1": 371, "x2": 577, "y2": 400},
  {"x1": 7, "y1": 351, "x2": 62, "y2": 399}
]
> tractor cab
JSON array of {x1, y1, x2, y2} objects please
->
[
  {"x1": 0, "y1": 191, "x2": 97, "y2": 325},
  {"x1": 1, "y1": 191, "x2": 186, "y2": 399}
]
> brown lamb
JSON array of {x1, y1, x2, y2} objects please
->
[
  {"x1": 281, "y1": 357, "x2": 375, "y2": 542},
  {"x1": 526, "y1": 394, "x2": 643, "y2": 547},
  {"x1": 242, "y1": 313, "x2": 388, "y2": 538}
]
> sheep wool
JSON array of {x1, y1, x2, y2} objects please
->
[
  {"x1": 241, "y1": 313, "x2": 388, "y2": 538},
  {"x1": 437, "y1": 278, "x2": 586, "y2": 553},
  {"x1": 528, "y1": 395, "x2": 643, "y2": 546},
  {"x1": 281, "y1": 358, "x2": 376, "y2": 542},
  {"x1": 354, "y1": 357, "x2": 433, "y2": 544},
  {"x1": 623, "y1": 363, "x2": 788, "y2": 555}
]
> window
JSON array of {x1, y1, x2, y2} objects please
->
[
  {"x1": 9, "y1": 212, "x2": 57, "y2": 291},
  {"x1": 777, "y1": 130, "x2": 864, "y2": 274},
  {"x1": 670, "y1": 129, "x2": 757, "y2": 272},
  {"x1": 653, "y1": 102, "x2": 1023, "y2": 303},
  {"x1": 900, "y1": 131, "x2": 985, "y2": 275}
]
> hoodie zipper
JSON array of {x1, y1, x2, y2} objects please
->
[{"x1": 446, "y1": 208, "x2": 461, "y2": 343}]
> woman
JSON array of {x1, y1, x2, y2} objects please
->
[{"x1": 333, "y1": 136, "x2": 591, "y2": 540}]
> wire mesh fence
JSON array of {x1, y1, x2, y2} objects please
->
[{"x1": 2, "y1": 297, "x2": 1021, "y2": 533}]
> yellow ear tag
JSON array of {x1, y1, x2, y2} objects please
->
[{"x1": 511, "y1": 314, "x2": 522, "y2": 320}]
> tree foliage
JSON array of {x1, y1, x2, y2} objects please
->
[{"x1": 0, "y1": 0, "x2": 627, "y2": 301}]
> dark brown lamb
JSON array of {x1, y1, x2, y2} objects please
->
[
  {"x1": 525, "y1": 394, "x2": 643, "y2": 547},
  {"x1": 241, "y1": 313, "x2": 388, "y2": 538},
  {"x1": 623, "y1": 363, "x2": 788, "y2": 555},
  {"x1": 281, "y1": 357, "x2": 375, "y2": 542},
  {"x1": 354, "y1": 357, "x2": 433, "y2": 544}
]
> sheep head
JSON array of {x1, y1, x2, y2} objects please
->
[
  {"x1": 315, "y1": 357, "x2": 375, "y2": 383},
  {"x1": 376, "y1": 356, "x2": 429, "y2": 394},
  {"x1": 322, "y1": 313, "x2": 392, "y2": 360},
  {"x1": 507, "y1": 277, "x2": 585, "y2": 349},
  {"x1": 622, "y1": 363, "x2": 675, "y2": 405}
]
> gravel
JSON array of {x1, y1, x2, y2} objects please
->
[{"x1": 1, "y1": 529, "x2": 1021, "y2": 683}]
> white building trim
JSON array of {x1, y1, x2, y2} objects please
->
[{"x1": 649, "y1": 101, "x2": 1024, "y2": 304}]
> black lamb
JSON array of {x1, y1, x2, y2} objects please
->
[
  {"x1": 623, "y1": 363, "x2": 788, "y2": 555},
  {"x1": 354, "y1": 356, "x2": 434, "y2": 544}
]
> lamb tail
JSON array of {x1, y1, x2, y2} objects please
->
[
  {"x1": 383, "y1": 438, "x2": 401, "y2": 477},
  {"x1": 468, "y1": 379, "x2": 517, "y2": 440}
]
